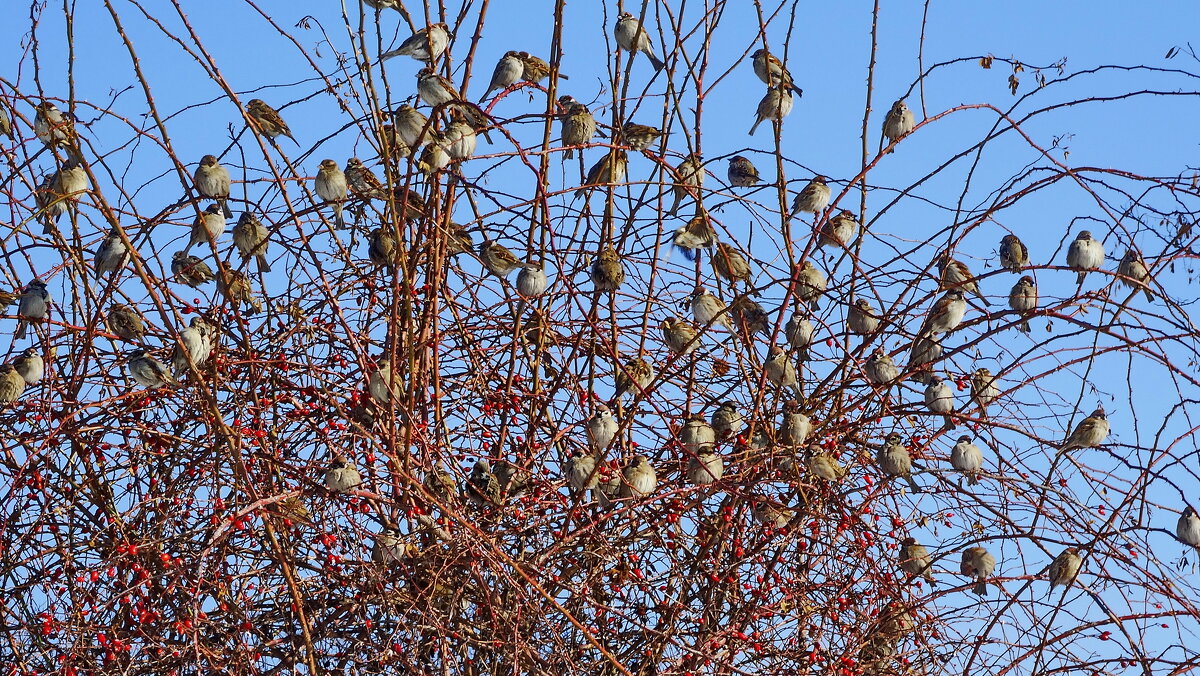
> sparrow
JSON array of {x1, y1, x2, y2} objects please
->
[
  {"x1": 1059, "y1": 406, "x2": 1109, "y2": 452},
  {"x1": 0, "y1": 365, "x2": 26, "y2": 403},
  {"x1": 752, "y1": 498, "x2": 794, "y2": 528},
  {"x1": 13, "y1": 347, "x2": 44, "y2": 385},
  {"x1": 232, "y1": 211, "x2": 272, "y2": 273},
  {"x1": 383, "y1": 22, "x2": 450, "y2": 62},
  {"x1": 751, "y1": 49, "x2": 804, "y2": 96},
  {"x1": 442, "y1": 222, "x2": 475, "y2": 256},
  {"x1": 15, "y1": 279, "x2": 50, "y2": 341},
  {"x1": 423, "y1": 468, "x2": 459, "y2": 504},
  {"x1": 672, "y1": 210, "x2": 717, "y2": 260},
  {"x1": 727, "y1": 155, "x2": 760, "y2": 187},
  {"x1": 1177, "y1": 506, "x2": 1200, "y2": 548},
  {"x1": 712, "y1": 242, "x2": 752, "y2": 286},
  {"x1": 465, "y1": 459, "x2": 503, "y2": 507},
  {"x1": 0, "y1": 106, "x2": 11, "y2": 140},
  {"x1": 324, "y1": 456, "x2": 362, "y2": 493},
  {"x1": 918, "y1": 290, "x2": 966, "y2": 336},
  {"x1": 1066, "y1": 230, "x2": 1105, "y2": 285},
  {"x1": 924, "y1": 374, "x2": 956, "y2": 430},
  {"x1": 848, "y1": 298, "x2": 880, "y2": 335},
  {"x1": 669, "y1": 153, "x2": 705, "y2": 215},
  {"x1": 970, "y1": 367, "x2": 999, "y2": 411},
  {"x1": 731, "y1": 296, "x2": 771, "y2": 340},
  {"x1": 877, "y1": 432, "x2": 921, "y2": 493},
  {"x1": 950, "y1": 435, "x2": 983, "y2": 485},
  {"x1": 898, "y1": 537, "x2": 935, "y2": 584},
  {"x1": 390, "y1": 104, "x2": 432, "y2": 151},
  {"x1": 360, "y1": 0, "x2": 405, "y2": 12},
  {"x1": 516, "y1": 266, "x2": 548, "y2": 298},
  {"x1": 680, "y1": 414, "x2": 716, "y2": 453},
  {"x1": 483, "y1": 51, "x2": 524, "y2": 99},
  {"x1": 517, "y1": 52, "x2": 561, "y2": 83},
  {"x1": 807, "y1": 450, "x2": 846, "y2": 481},
  {"x1": 620, "y1": 122, "x2": 664, "y2": 151},
  {"x1": 107, "y1": 304, "x2": 145, "y2": 342},
  {"x1": 187, "y1": 203, "x2": 226, "y2": 253},
  {"x1": 217, "y1": 270, "x2": 262, "y2": 314},
  {"x1": 558, "y1": 96, "x2": 598, "y2": 159},
  {"x1": 416, "y1": 67, "x2": 462, "y2": 109},
  {"x1": 417, "y1": 137, "x2": 451, "y2": 175},
  {"x1": 881, "y1": 99, "x2": 915, "y2": 150},
  {"x1": 764, "y1": 345, "x2": 802, "y2": 398},
  {"x1": 690, "y1": 287, "x2": 731, "y2": 330},
  {"x1": 371, "y1": 527, "x2": 410, "y2": 564},
  {"x1": 660, "y1": 317, "x2": 700, "y2": 356},
  {"x1": 711, "y1": 401, "x2": 745, "y2": 439},
  {"x1": 444, "y1": 108, "x2": 478, "y2": 160},
  {"x1": 785, "y1": 311, "x2": 814, "y2": 360},
  {"x1": 1008, "y1": 276, "x2": 1037, "y2": 333},
  {"x1": 790, "y1": 175, "x2": 830, "y2": 218},
  {"x1": 960, "y1": 546, "x2": 996, "y2": 596},
  {"x1": 126, "y1": 349, "x2": 178, "y2": 389},
  {"x1": 908, "y1": 335, "x2": 943, "y2": 385},
  {"x1": 40, "y1": 160, "x2": 90, "y2": 234},
  {"x1": 344, "y1": 157, "x2": 387, "y2": 201},
  {"x1": 575, "y1": 149, "x2": 628, "y2": 199},
  {"x1": 779, "y1": 406, "x2": 812, "y2": 445},
  {"x1": 369, "y1": 358, "x2": 396, "y2": 404},
  {"x1": 614, "y1": 12, "x2": 665, "y2": 71},
  {"x1": 1048, "y1": 547, "x2": 1082, "y2": 589},
  {"x1": 193, "y1": 155, "x2": 234, "y2": 218},
  {"x1": 566, "y1": 451, "x2": 601, "y2": 493},
  {"x1": 591, "y1": 245, "x2": 625, "y2": 292},
  {"x1": 314, "y1": 159, "x2": 348, "y2": 229},
  {"x1": 245, "y1": 99, "x2": 295, "y2": 143},
  {"x1": 819, "y1": 210, "x2": 859, "y2": 250},
  {"x1": 686, "y1": 446, "x2": 724, "y2": 486},
  {"x1": 794, "y1": 261, "x2": 827, "y2": 310},
  {"x1": 1117, "y1": 248, "x2": 1154, "y2": 301},
  {"x1": 864, "y1": 348, "x2": 900, "y2": 385},
  {"x1": 367, "y1": 227, "x2": 397, "y2": 267},
  {"x1": 938, "y1": 253, "x2": 987, "y2": 305},
  {"x1": 171, "y1": 251, "x2": 216, "y2": 287},
  {"x1": 587, "y1": 408, "x2": 618, "y2": 453},
  {"x1": 478, "y1": 239, "x2": 537, "y2": 277},
  {"x1": 619, "y1": 454, "x2": 657, "y2": 498},
  {"x1": 999, "y1": 234, "x2": 1028, "y2": 273},
  {"x1": 94, "y1": 228, "x2": 131, "y2": 278},
  {"x1": 34, "y1": 101, "x2": 77, "y2": 149},
  {"x1": 494, "y1": 459, "x2": 529, "y2": 499},
  {"x1": 748, "y1": 86, "x2": 794, "y2": 136},
  {"x1": 612, "y1": 356, "x2": 654, "y2": 401},
  {"x1": 171, "y1": 317, "x2": 213, "y2": 376}
]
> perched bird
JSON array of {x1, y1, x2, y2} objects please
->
[
  {"x1": 232, "y1": 211, "x2": 272, "y2": 273},
  {"x1": 877, "y1": 432, "x2": 921, "y2": 493},
  {"x1": 483, "y1": 51, "x2": 524, "y2": 99},
  {"x1": 808, "y1": 450, "x2": 846, "y2": 481},
  {"x1": 443, "y1": 108, "x2": 478, "y2": 161},
  {"x1": 390, "y1": 104, "x2": 432, "y2": 151},
  {"x1": 187, "y1": 203, "x2": 225, "y2": 253},
  {"x1": 660, "y1": 317, "x2": 700, "y2": 356},
  {"x1": 918, "y1": 290, "x2": 966, "y2": 336},
  {"x1": 790, "y1": 175, "x2": 831, "y2": 218},
  {"x1": 819, "y1": 210, "x2": 858, "y2": 250},
  {"x1": 669, "y1": 153, "x2": 705, "y2": 215},
  {"x1": 752, "y1": 498, "x2": 794, "y2": 528},
  {"x1": 314, "y1": 159, "x2": 348, "y2": 229},
  {"x1": 367, "y1": 227, "x2": 397, "y2": 267},
  {"x1": 39, "y1": 160, "x2": 90, "y2": 234},
  {"x1": 999, "y1": 234, "x2": 1029, "y2": 273},
  {"x1": 614, "y1": 12, "x2": 664, "y2": 71},
  {"x1": 245, "y1": 99, "x2": 295, "y2": 143},
  {"x1": 1048, "y1": 547, "x2": 1082, "y2": 589},
  {"x1": 34, "y1": 100, "x2": 77, "y2": 153},
  {"x1": 690, "y1": 288, "x2": 731, "y2": 330},
  {"x1": 751, "y1": 48, "x2": 804, "y2": 96},
  {"x1": 848, "y1": 298, "x2": 880, "y2": 335},
  {"x1": 727, "y1": 155, "x2": 760, "y2": 187},
  {"x1": 0, "y1": 365, "x2": 26, "y2": 403},
  {"x1": 971, "y1": 367, "x2": 1000, "y2": 412},
  {"x1": 672, "y1": 211, "x2": 717, "y2": 260},
  {"x1": 960, "y1": 546, "x2": 996, "y2": 596},
  {"x1": 764, "y1": 345, "x2": 802, "y2": 398},
  {"x1": 558, "y1": 96, "x2": 598, "y2": 159},
  {"x1": 1177, "y1": 506, "x2": 1200, "y2": 548},
  {"x1": 619, "y1": 455, "x2": 657, "y2": 498},
  {"x1": 217, "y1": 270, "x2": 262, "y2": 314},
  {"x1": 417, "y1": 137, "x2": 451, "y2": 175},
  {"x1": 620, "y1": 122, "x2": 664, "y2": 151},
  {"x1": 566, "y1": 451, "x2": 601, "y2": 493},
  {"x1": 126, "y1": 349, "x2": 178, "y2": 389},
  {"x1": 731, "y1": 296, "x2": 771, "y2": 340},
  {"x1": 344, "y1": 157, "x2": 387, "y2": 201},
  {"x1": 171, "y1": 252, "x2": 215, "y2": 287},
  {"x1": 416, "y1": 67, "x2": 461, "y2": 108},
  {"x1": 938, "y1": 253, "x2": 987, "y2": 305},
  {"x1": 371, "y1": 527, "x2": 410, "y2": 564},
  {"x1": 881, "y1": 99, "x2": 915, "y2": 150},
  {"x1": 423, "y1": 468, "x2": 459, "y2": 504},
  {"x1": 794, "y1": 261, "x2": 827, "y2": 310},
  {"x1": 1008, "y1": 276, "x2": 1037, "y2": 333},
  {"x1": 898, "y1": 538, "x2": 935, "y2": 584},
  {"x1": 748, "y1": 86, "x2": 794, "y2": 136},
  {"x1": 516, "y1": 51, "x2": 561, "y2": 83},
  {"x1": 575, "y1": 150, "x2": 628, "y2": 199},
  {"x1": 494, "y1": 459, "x2": 529, "y2": 499},
  {"x1": 1066, "y1": 230, "x2": 1105, "y2": 285},
  {"x1": 478, "y1": 239, "x2": 537, "y2": 277},
  {"x1": 924, "y1": 375, "x2": 956, "y2": 430},
  {"x1": 15, "y1": 279, "x2": 50, "y2": 341},
  {"x1": 612, "y1": 356, "x2": 654, "y2": 401},
  {"x1": 1117, "y1": 248, "x2": 1154, "y2": 301},
  {"x1": 864, "y1": 348, "x2": 900, "y2": 385},
  {"x1": 107, "y1": 304, "x2": 145, "y2": 342},
  {"x1": 587, "y1": 408, "x2": 618, "y2": 453},
  {"x1": 171, "y1": 317, "x2": 214, "y2": 376},
  {"x1": 369, "y1": 358, "x2": 396, "y2": 404},
  {"x1": 193, "y1": 155, "x2": 233, "y2": 218},
  {"x1": 516, "y1": 266, "x2": 548, "y2": 297},
  {"x1": 686, "y1": 446, "x2": 724, "y2": 486},
  {"x1": 908, "y1": 335, "x2": 943, "y2": 385},
  {"x1": 360, "y1": 0, "x2": 406, "y2": 13},
  {"x1": 324, "y1": 456, "x2": 362, "y2": 493},
  {"x1": 950, "y1": 435, "x2": 983, "y2": 485},
  {"x1": 13, "y1": 347, "x2": 44, "y2": 385},
  {"x1": 94, "y1": 228, "x2": 131, "y2": 278},
  {"x1": 590, "y1": 246, "x2": 625, "y2": 292},
  {"x1": 785, "y1": 311, "x2": 814, "y2": 360},
  {"x1": 712, "y1": 242, "x2": 752, "y2": 286},
  {"x1": 1059, "y1": 406, "x2": 1109, "y2": 452},
  {"x1": 0, "y1": 106, "x2": 11, "y2": 140},
  {"x1": 711, "y1": 402, "x2": 744, "y2": 439},
  {"x1": 382, "y1": 22, "x2": 450, "y2": 62},
  {"x1": 779, "y1": 406, "x2": 812, "y2": 446},
  {"x1": 680, "y1": 414, "x2": 716, "y2": 454},
  {"x1": 465, "y1": 459, "x2": 503, "y2": 507}
]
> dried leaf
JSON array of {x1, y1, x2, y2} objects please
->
[
  {"x1": 1012, "y1": 63, "x2": 1025, "y2": 74},
  {"x1": 1008, "y1": 74, "x2": 1020, "y2": 95},
  {"x1": 1166, "y1": 46, "x2": 1179, "y2": 59},
  {"x1": 979, "y1": 55, "x2": 993, "y2": 69}
]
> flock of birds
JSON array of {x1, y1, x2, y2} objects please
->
[{"x1": 4, "y1": 8, "x2": 1196, "y2": 662}]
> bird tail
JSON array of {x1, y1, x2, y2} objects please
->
[
  {"x1": 648, "y1": 54, "x2": 665, "y2": 71},
  {"x1": 1019, "y1": 319, "x2": 1030, "y2": 333},
  {"x1": 748, "y1": 119, "x2": 761, "y2": 136},
  {"x1": 973, "y1": 579, "x2": 988, "y2": 596},
  {"x1": 905, "y1": 475, "x2": 922, "y2": 494},
  {"x1": 220, "y1": 200, "x2": 233, "y2": 219},
  {"x1": 14, "y1": 321, "x2": 27, "y2": 340},
  {"x1": 1076, "y1": 271, "x2": 1086, "y2": 285},
  {"x1": 257, "y1": 255, "x2": 272, "y2": 274},
  {"x1": 1144, "y1": 288, "x2": 1155, "y2": 302}
]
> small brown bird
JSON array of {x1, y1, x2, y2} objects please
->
[
  {"x1": 680, "y1": 414, "x2": 715, "y2": 452},
  {"x1": 0, "y1": 365, "x2": 26, "y2": 403},
  {"x1": 751, "y1": 48, "x2": 804, "y2": 96},
  {"x1": 672, "y1": 211, "x2": 717, "y2": 260},
  {"x1": 794, "y1": 261, "x2": 827, "y2": 311},
  {"x1": 999, "y1": 234, "x2": 1029, "y2": 273},
  {"x1": 669, "y1": 153, "x2": 705, "y2": 215},
  {"x1": 107, "y1": 304, "x2": 145, "y2": 342},
  {"x1": 367, "y1": 226, "x2": 397, "y2": 267},
  {"x1": 620, "y1": 122, "x2": 663, "y2": 151},
  {"x1": 1066, "y1": 230, "x2": 1105, "y2": 285},
  {"x1": 712, "y1": 241, "x2": 751, "y2": 285},
  {"x1": 558, "y1": 96, "x2": 598, "y2": 159},
  {"x1": 324, "y1": 456, "x2": 362, "y2": 493},
  {"x1": 1117, "y1": 248, "x2": 1154, "y2": 301},
  {"x1": 1008, "y1": 276, "x2": 1037, "y2": 333},
  {"x1": 748, "y1": 86, "x2": 794, "y2": 136},
  {"x1": 1048, "y1": 547, "x2": 1082, "y2": 589},
  {"x1": 232, "y1": 211, "x2": 272, "y2": 273},
  {"x1": 686, "y1": 446, "x2": 724, "y2": 486},
  {"x1": 660, "y1": 317, "x2": 700, "y2": 356},
  {"x1": 619, "y1": 454, "x2": 658, "y2": 498},
  {"x1": 877, "y1": 432, "x2": 921, "y2": 493},
  {"x1": 764, "y1": 345, "x2": 802, "y2": 399},
  {"x1": 752, "y1": 498, "x2": 794, "y2": 528},
  {"x1": 344, "y1": 157, "x2": 387, "y2": 201},
  {"x1": 383, "y1": 22, "x2": 450, "y2": 62},
  {"x1": 314, "y1": 159, "x2": 348, "y2": 229},
  {"x1": 1060, "y1": 406, "x2": 1109, "y2": 453},
  {"x1": 938, "y1": 252, "x2": 987, "y2": 305},
  {"x1": 848, "y1": 298, "x2": 880, "y2": 335},
  {"x1": 918, "y1": 290, "x2": 967, "y2": 336},
  {"x1": 478, "y1": 239, "x2": 537, "y2": 277},
  {"x1": 960, "y1": 546, "x2": 996, "y2": 596},
  {"x1": 246, "y1": 99, "x2": 295, "y2": 143},
  {"x1": 517, "y1": 52, "x2": 565, "y2": 83},
  {"x1": 483, "y1": 51, "x2": 523, "y2": 99},
  {"x1": 591, "y1": 246, "x2": 625, "y2": 292},
  {"x1": 193, "y1": 155, "x2": 233, "y2": 218},
  {"x1": 971, "y1": 367, "x2": 999, "y2": 412},
  {"x1": 727, "y1": 155, "x2": 760, "y2": 187},
  {"x1": 790, "y1": 175, "x2": 831, "y2": 218},
  {"x1": 614, "y1": 11, "x2": 665, "y2": 71},
  {"x1": 898, "y1": 537, "x2": 935, "y2": 585},
  {"x1": 217, "y1": 270, "x2": 262, "y2": 313},
  {"x1": 187, "y1": 203, "x2": 225, "y2": 253},
  {"x1": 424, "y1": 467, "x2": 460, "y2": 505},
  {"x1": 613, "y1": 356, "x2": 654, "y2": 402},
  {"x1": 807, "y1": 451, "x2": 846, "y2": 482},
  {"x1": 465, "y1": 459, "x2": 503, "y2": 507},
  {"x1": 576, "y1": 149, "x2": 628, "y2": 199},
  {"x1": 881, "y1": 99, "x2": 915, "y2": 150},
  {"x1": 171, "y1": 251, "x2": 215, "y2": 287},
  {"x1": 819, "y1": 210, "x2": 858, "y2": 250}
]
